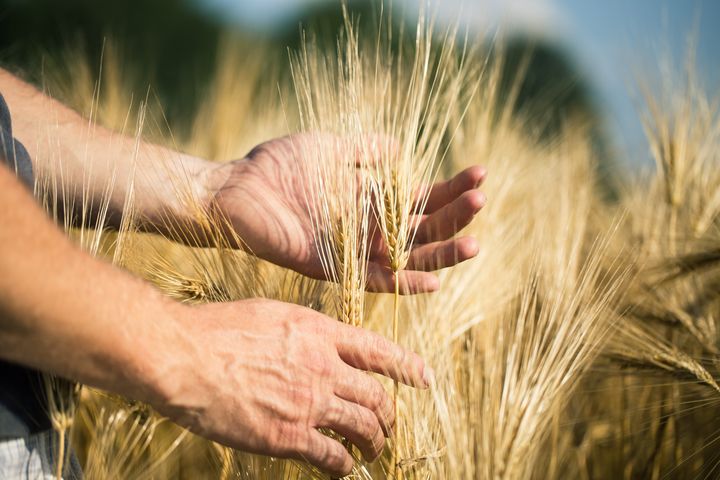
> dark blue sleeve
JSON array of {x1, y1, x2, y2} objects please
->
[
  {"x1": 0, "y1": 94, "x2": 49, "y2": 437},
  {"x1": 0, "y1": 92, "x2": 12, "y2": 131},
  {"x1": 0, "y1": 92, "x2": 34, "y2": 187}
]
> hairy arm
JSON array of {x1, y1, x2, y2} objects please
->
[
  {"x1": 0, "y1": 68, "x2": 215, "y2": 231},
  {"x1": 0, "y1": 69, "x2": 485, "y2": 291},
  {"x1": 0, "y1": 164, "x2": 428, "y2": 476},
  {"x1": 0, "y1": 162, "x2": 185, "y2": 403}
]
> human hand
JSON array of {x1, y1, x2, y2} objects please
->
[
  {"x1": 156, "y1": 298, "x2": 430, "y2": 477},
  {"x1": 208, "y1": 134, "x2": 487, "y2": 294}
]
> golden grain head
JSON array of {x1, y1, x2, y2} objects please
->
[{"x1": 26, "y1": 5, "x2": 720, "y2": 479}]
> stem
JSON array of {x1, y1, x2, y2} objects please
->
[
  {"x1": 219, "y1": 447, "x2": 232, "y2": 480},
  {"x1": 392, "y1": 271, "x2": 401, "y2": 480},
  {"x1": 55, "y1": 427, "x2": 66, "y2": 480}
]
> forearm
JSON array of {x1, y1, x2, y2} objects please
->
[
  {"x1": 0, "y1": 163, "x2": 191, "y2": 406},
  {"x1": 0, "y1": 68, "x2": 215, "y2": 231}
]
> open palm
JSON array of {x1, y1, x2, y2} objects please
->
[{"x1": 211, "y1": 134, "x2": 486, "y2": 294}]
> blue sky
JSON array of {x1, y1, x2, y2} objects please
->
[
  {"x1": 550, "y1": 0, "x2": 719, "y2": 164},
  {"x1": 193, "y1": 0, "x2": 720, "y2": 166}
]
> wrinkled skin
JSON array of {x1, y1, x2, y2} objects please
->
[
  {"x1": 162, "y1": 298, "x2": 431, "y2": 477},
  {"x1": 0, "y1": 70, "x2": 488, "y2": 477},
  {"x1": 172, "y1": 134, "x2": 488, "y2": 475},
  {"x1": 210, "y1": 134, "x2": 487, "y2": 294}
]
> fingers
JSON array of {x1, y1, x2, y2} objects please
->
[
  {"x1": 334, "y1": 323, "x2": 430, "y2": 388},
  {"x1": 367, "y1": 238, "x2": 480, "y2": 289},
  {"x1": 318, "y1": 397, "x2": 385, "y2": 462},
  {"x1": 406, "y1": 236, "x2": 479, "y2": 271},
  {"x1": 417, "y1": 165, "x2": 487, "y2": 214},
  {"x1": 294, "y1": 429, "x2": 354, "y2": 477},
  {"x1": 334, "y1": 365, "x2": 395, "y2": 435},
  {"x1": 366, "y1": 264, "x2": 439, "y2": 294},
  {"x1": 414, "y1": 189, "x2": 486, "y2": 244},
  {"x1": 355, "y1": 134, "x2": 398, "y2": 167}
]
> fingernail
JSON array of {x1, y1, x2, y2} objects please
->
[
  {"x1": 474, "y1": 167, "x2": 487, "y2": 187},
  {"x1": 465, "y1": 237, "x2": 480, "y2": 257},
  {"x1": 482, "y1": 192, "x2": 488, "y2": 206},
  {"x1": 422, "y1": 366, "x2": 435, "y2": 388},
  {"x1": 472, "y1": 191, "x2": 487, "y2": 210}
]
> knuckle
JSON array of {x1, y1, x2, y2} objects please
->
[
  {"x1": 375, "y1": 378, "x2": 391, "y2": 403},
  {"x1": 356, "y1": 409, "x2": 383, "y2": 460},
  {"x1": 400, "y1": 348, "x2": 422, "y2": 378},
  {"x1": 358, "y1": 408, "x2": 379, "y2": 439},
  {"x1": 372, "y1": 431, "x2": 386, "y2": 457},
  {"x1": 391, "y1": 345, "x2": 408, "y2": 375},
  {"x1": 366, "y1": 380, "x2": 387, "y2": 412},
  {"x1": 367, "y1": 333, "x2": 388, "y2": 364},
  {"x1": 307, "y1": 312, "x2": 335, "y2": 335},
  {"x1": 308, "y1": 350, "x2": 334, "y2": 378},
  {"x1": 314, "y1": 392, "x2": 337, "y2": 425},
  {"x1": 326, "y1": 440, "x2": 349, "y2": 471},
  {"x1": 336, "y1": 321, "x2": 357, "y2": 341},
  {"x1": 412, "y1": 352, "x2": 426, "y2": 380},
  {"x1": 283, "y1": 381, "x2": 312, "y2": 415},
  {"x1": 270, "y1": 421, "x2": 298, "y2": 454}
]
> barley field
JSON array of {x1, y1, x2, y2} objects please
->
[{"x1": 29, "y1": 6, "x2": 720, "y2": 480}]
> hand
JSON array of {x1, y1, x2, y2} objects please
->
[
  {"x1": 157, "y1": 298, "x2": 430, "y2": 477},
  {"x1": 208, "y1": 134, "x2": 487, "y2": 294}
]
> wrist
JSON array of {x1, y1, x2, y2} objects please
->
[
  {"x1": 137, "y1": 300, "x2": 193, "y2": 404},
  {"x1": 140, "y1": 301, "x2": 216, "y2": 431},
  {"x1": 142, "y1": 150, "x2": 215, "y2": 226},
  {"x1": 151, "y1": 156, "x2": 240, "y2": 246},
  {"x1": 98, "y1": 287, "x2": 196, "y2": 417},
  {"x1": 201, "y1": 159, "x2": 235, "y2": 211},
  {"x1": 197, "y1": 158, "x2": 248, "y2": 248}
]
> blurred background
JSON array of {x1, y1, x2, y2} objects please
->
[{"x1": 0, "y1": 0, "x2": 717, "y2": 168}]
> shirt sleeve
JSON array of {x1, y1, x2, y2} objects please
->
[{"x1": 0, "y1": 93, "x2": 34, "y2": 188}]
